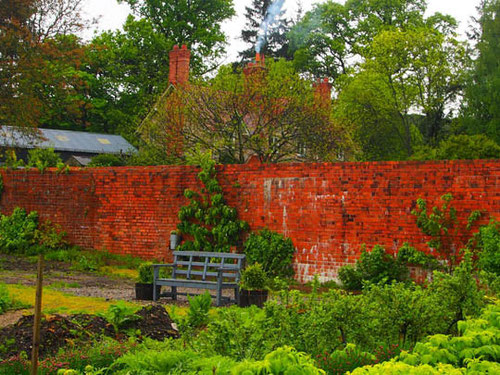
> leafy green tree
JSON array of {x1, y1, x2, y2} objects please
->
[
  {"x1": 141, "y1": 59, "x2": 352, "y2": 163},
  {"x1": 461, "y1": 0, "x2": 500, "y2": 144},
  {"x1": 412, "y1": 194, "x2": 481, "y2": 273},
  {"x1": 334, "y1": 27, "x2": 467, "y2": 160},
  {"x1": 120, "y1": 0, "x2": 234, "y2": 74},
  {"x1": 411, "y1": 134, "x2": 500, "y2": 160},
  {"x1": 290, "y1": 0, "x2": 454, "y2": 80},
  {"x1": 0, "y1": 0, "x2": 90, "y2": 132},
  {"x1": 84, "y1": 17, "x2": 173, "y2": 139},
  {"x1": 240, "y1": 0, "x2": 293, "y2": 61},
  {"x1": 177, "y1": 150, "x2": 248, "y2": 253}
]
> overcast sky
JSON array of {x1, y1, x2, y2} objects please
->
[{"x1": 83, "y1": 0, "x2": 481, "y2": 60}]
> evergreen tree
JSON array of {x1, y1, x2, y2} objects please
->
[
  {"x1": 239, "y1": 0, "x2": 293, "y2": 61},
  {"x1": 461, "y1": 0, "x2": 500, "y2": 144}
]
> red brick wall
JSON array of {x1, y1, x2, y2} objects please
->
[{"x1": 1, "y1": 160, "x2": 498, "y2": 282}]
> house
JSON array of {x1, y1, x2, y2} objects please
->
[
  {"x1": 140, "y1": 45, "x2": 342, "y2": 164},
  {"x1": 0, "y1": 126, "x2": 136, "y2": 166}
]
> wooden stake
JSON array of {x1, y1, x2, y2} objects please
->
[{"x1": 31, "y1": 253, "x2": 44, "y2": 375}]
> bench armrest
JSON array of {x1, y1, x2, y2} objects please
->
[{"x1": 152, "y1": 264, "x2": 175, "y2": 268}]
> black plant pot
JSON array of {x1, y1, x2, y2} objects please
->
[
  {"x1": 238, "y1": 289, "x2": 268, "y2": 308},
  {"x1": 135, "y1": 283, "x2": 161, "y2": 301}
]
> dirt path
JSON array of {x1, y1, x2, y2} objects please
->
[{"x1": 0, "y1": 254, "x2": 236, "y2": 316}]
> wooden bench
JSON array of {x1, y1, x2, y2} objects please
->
[{"x1": 152, "y1": 251, "x2": 246, "y2": 306}]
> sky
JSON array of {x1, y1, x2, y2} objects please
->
[{"x1": 82, "y1": 0, "x2": 481, "y2": 60}]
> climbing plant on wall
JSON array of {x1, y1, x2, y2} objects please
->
[{"x1": 177, "y1": 151, "x2": 248, "y2": 253}]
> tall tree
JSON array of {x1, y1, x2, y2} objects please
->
[
  {"x1": 140, "y1": 59, "x2": 353, "y2": 163},
  {"x1": 290, "y1": 0, "x2": 455, "y2": 80},
  {"x1": 240, "y1": 0, "x2": 293, "y2": 61},
  {"x1": 461, "y1": 0, "x2": 500, "y2": 144},
  {"x1": 335, "y1": 27, "x2": 467, "y2": 160},
  {"x1": 120, "y1": 0, "x2": 234, "y2": 74},
  {"x1": 0, "y1": 0, "x2": 89, "y2": 131}
]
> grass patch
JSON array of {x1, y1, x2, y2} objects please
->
[
  {"x1": 5, "y1": 284, "x2": 139, "y2": 315},
  {"x1": 100, "y1": 266, "x2": 138, "y2": 280},
  {"x1": 46, "y1": 281, "x2": 81, "y2": 289}
]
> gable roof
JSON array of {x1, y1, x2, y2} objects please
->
[{"x1": 0, "y1": 126, "x2": 136, "y2": 155}]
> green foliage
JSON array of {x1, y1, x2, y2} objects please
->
[
  {"x1": 396, "y1": 243, "x2": 442, "y2": 270},
  {"x1": 412, "y1": 193, "x2": 481, "y2": 272},
  {"x1": 196, "y1": 305, "x2": 269, "y2": 361},
  {"x1": 232, "y1": 346, "x2": 325, "y2": 374},
  {"x1": 240, "y1": 263, "x2": 269, "y2": 291},
  {"x1": 397, "y1": 301, "x2": 500, "y2": 369},
  {"x1": 99, "y1": 301, "x2": 140, "y2": 335},
  {"x1": 88, "y1": 154, "x2": 125, "y2": 167},
  {"x1": 0, "y1": 283, "x2": 12, "y2": 314},
  {"x1": 428, "y1": 252, "x2": 484, "y2": 334},
  {"x1": 137, "y1": 263, "x2": 153, "y2": 284},
  {"x1": 412, "y1": 134, "x2": 500, "y2": 160},
  {"x1": 0, "y1": 207, "x2": 38, "y2": 254},
  {"x1": 112, "y1": 347, "x2": 237, "y2": 375},
  {"x1": 2, "y1": 149, "x2": 25, "y2": 169},
  {"x1": 338, "y1": 245, "x2": 408, "y2": 291},
  {"x1": 0, "y1": 337, "x2": 136, "y2": 375},
  {"x1": 316, "y1": 344, "x2": 376, "y2": 375},
  {"x1": 34, "y1": 220, "x2": 68, "y2": 250},
  {"x1": 27, "y1": 148, "x2": 63, "y2": 172},
  {"x1": 461, "y1": 0, "x2": 500, "y2": 145},
  {"x1": 185, "y1": 292, "x2": 212, "y2": 331},
  {"x1": 177, "y1": 151, "x2": 248, "y2": 253},
  {"x1": 243, "y1": 229, "x2": 295, "y2": 279},
  {"x1": 474, "y1": 220, "x2": 500, "y2": 274}
]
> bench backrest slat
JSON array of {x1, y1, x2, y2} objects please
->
[
  {"x1": 166, "y1": 251, "x2": 245, "y2": 282},
  {"x1": 173, "y1": 251, "x2": 245, "y2": 260}
]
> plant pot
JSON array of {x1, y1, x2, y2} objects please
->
[
  {"x1": 238, "y1": 289, "x2": 268, "y2": 308},
  {"x1": 135, "y1": 283, "x2": 161, "y2": 301},
  {"x1": 170, "y1": 233, "x2": 181, "y2": 250}
]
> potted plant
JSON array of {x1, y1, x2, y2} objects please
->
[
  {"x1": 170, "y1": 230, "x2": 181, "y2": 250},
  {"x1": 239, "y1": 263, "x2": 269, "y2": 308},
  {"x1": 135, "y1": 263, "x2": 160, "y2": 300}
]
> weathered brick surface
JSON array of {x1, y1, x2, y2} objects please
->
[{"x1": 1, "y1": 160, "x2": 498, "y2": 282}]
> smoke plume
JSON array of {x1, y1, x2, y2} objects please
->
[{"x1": 255, "y1": 0, "x2": 286, "y2": 53}]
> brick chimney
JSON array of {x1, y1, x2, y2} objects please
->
[
  {"x1": 169, "y1": 44, "x2": 191, "y2": 86},
  {"x1": 314, "y1": 78, "x2": 332, "y2": 108},
  {"x1": 243, "y1": 53, "x2": 266, "y2": 77}
]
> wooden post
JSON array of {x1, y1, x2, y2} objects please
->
[{"x1": 31, "y1": 253, "x2": 44, "y2": 375}]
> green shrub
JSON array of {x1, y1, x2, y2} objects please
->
[
  {"x1": 34, "y1": 220, "x2": 68, "y2": 250},
  {"x1": 412, "y1": 193, "x2": 481, "y2": 273},
  {"x1": 396, "y1": 243, "x2": 441, "y2": 270},
  {"x1": 98, "y1": 301, "x2": 140, "y2": 334},
  {"x1": 88, "y1": 154, "x2": 125, "y2": 167},
  {"x1": 0, "y1": 208, "x2": 38, "y2": 254},
  {"x1": 137, "y1": 263, "x2": 153, "y2": 283},
  {"x1": 27, "y1": 148, "x2": 63, "y2": 172},
  {"x1": 411, "y1": 134, "x2": 500, "y2": 160},
  {"x1": 243, "y1": 229, "x2": 295, "y2": 279},
  {"x1": 428, "y1": 252, "x2": 484, "y2": 334},
  {"x1": 196, "y1": 305, "x2": 269, "y2": 360},
  {"x1": 338, "y1": 245, "x2": 408, "y2": 290},
  {"x1": 474, "y1": 220, "x2": 500, "y2": 274},
  {"x1": 240, "y1": 263, "x2": 268, "y2": 291},
  {"x1": 185, "y1": 291, "x2": 212, "y2": 330}
]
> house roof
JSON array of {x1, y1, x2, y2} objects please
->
[{"x1": 0, "y1": 126, "x2": 136, "y2": 155}]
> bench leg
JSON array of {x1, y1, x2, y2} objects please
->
[
  {"x1": 171, "y1": 286, "x2": 177, "y2": 301},
  {"x1": 235, "y1": 287, "x2": 240, "y2": 306}
]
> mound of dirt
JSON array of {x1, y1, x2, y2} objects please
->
[
  {"x1": 135, "y1": 305, "x2": 180, "y2": 341},
  {"x1": 0, "y1": 306, "x2": 178, "y2": 359}
]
